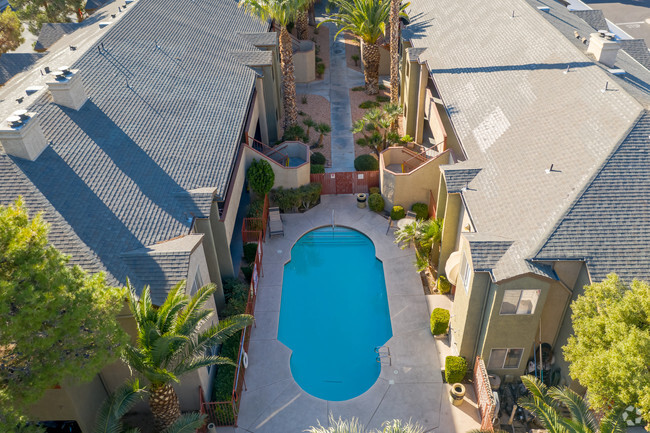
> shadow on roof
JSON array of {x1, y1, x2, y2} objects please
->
[{"x1": 429, "y1": 61, "x2": 594, "y2": 75}]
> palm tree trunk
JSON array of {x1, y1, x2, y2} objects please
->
[
  {"x1": 308, "y1": 3, "x2": 316, "y2": 26},
  {"x1": 389, "y1": 0, "x2": 399, "y2": 104},
  {"x1": 150, "y1": 383, "x2": 181, "y2": 431},
  {"x1": 361, "y1": 41, "x2": 380, "y2": 95},
  {"x1": 296, "y1": 10, "x2": 309, "y2": 40},
  {"x1": 279, "y1": 26, "x2": 298, "y2": 128}
]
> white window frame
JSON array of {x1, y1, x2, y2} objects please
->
[
  {"x1": 487, "y1": 348, "x2": 524, "y2": 370},
  {"x1": 499, "y1": 289, "x2": 540, "y2": 315},
  {"x1": 190, "y1": 267, "x2": 203, "y2": 297},
  {"x1": 460, "y1": 253, "x2": 471, "y2": 292}
]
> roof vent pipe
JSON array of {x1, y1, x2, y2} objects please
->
[{"x1": 46, "y1": 67, "x2": 88, "y2": 110}]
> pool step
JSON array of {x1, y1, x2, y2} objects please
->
[{"x1": 375, "y1": 345, "x2": 391, "y2": 366}]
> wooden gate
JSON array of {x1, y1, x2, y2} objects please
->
[
  {"x1": 311, "y1": 171, "x2": 379, "y2": 195},
  {"x1": 473, "y1": 357, "x2": 496, "y2": 432}
]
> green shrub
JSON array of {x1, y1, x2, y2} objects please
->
[
  {"x1": 247, "y1": 198, "x2": 265, "y2": 218},
  {"x1": 430, "y1": 308, "x2": 450, "y2": 336},
  {"x1": 411, "y1": 203, "x2": 429, "y2": 220},
  {"x1": 369, "y1": 187, "x2": 380, "y2": 195},
  {"x1": 247, "y1": 159, "x2": 274, "y2": 196},
  {"x1": 311, "y1": 164, "x2": 325, "y2": 174},
  {"x1": 283, "y1": 124, "x2": 308, "y2": 142},
  {"x1": 222, "y1": 278, "x2": 248, "y2": 317},
  {"x1": 390, "y1": 206, "x2": 405, "y2": 220},
  {"x1": 310, "y1": 152, "x2": 326, "y2": 165},
  {"x1": 243, "y1": 242, "x2": 258, "y2": 264},
  {"x1": 376, "y1": 95, "x2": 390, "y2": 103},
  {"x1": 368, "y1": 193, "x2": 384, "y2": 212},
  {"x1": 438, "y1": 275, "x2": 452, "y2": 294},
  {"x1": 445, "y1": 356, "x2": 467, "y2": 384},
  {"x1": 270, "y1": 183, "x2": 322, "y2": 212},
  {"x1": 352, "y1": 85, "x2": 365, "y2": 91},
  {"x1": 242, "y1": 265, "x2": 253, "y2": 283},
  {"x1": 351, "y1": 54, "x2": 360, "y2": 66},
  {"x1": 354, "y1": 154, "x2": 379, "y2": 171},
  {"x1": 316, "y1": 63, "x2": 325, "y2": 77},
  {"x1": 212, "y1": 329, "x2": 243, "y2": 403},
  {"x1": 359, "y1": 100, "x2": 380, "y2": 109}
]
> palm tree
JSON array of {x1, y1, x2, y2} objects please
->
[
  {"x1": 389, "y1": 0, "x2": 400, "y2": 104},
  {"x1": 315, "y1": 122, "x2": 331, "y2": 147},
  {"x1": 518, "y1": 375, "x2": 627, "y2": 433},
  {"x1": 123, "y1": 280, "x2": 253, "y2": 430},
  {"x1": 239, "y1": 0, "x2": 307, "y2": 128},
  {"x1": 394, "y1": 218, "x2": 443, "y2": 272},
  {"x1": 296, "y1": 1, "x2": 312, "y2": 40},
  {"x1": 307, "y1": 413, "x2": 424, "y2": 433},
  {"x1": 321, "y1": 0, "x2": 408, "y2": 95},
  {"x1": 303, "y1": 116, "x2": 317, "y2": 138},
  {"x1": 353, "y1": 103, "x2": 403, "y2": 155},
  {"x1": 93, "y1": 380, "x2": 206, "y2": 433}
]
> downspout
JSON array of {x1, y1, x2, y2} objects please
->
[{"x1": 472, "y1": 272, "x2": 493, "y2": 365}]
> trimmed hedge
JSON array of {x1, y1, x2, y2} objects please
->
[
  {"x1": 359, "y1": 100, "x2": 380, "y2": 109},
  {"x1": 369, "y1": 187, "x2": 380, "y2": 195},
  {"x1": 243, "y1": 242, "x2": 257, "y2": 264},
  {"x1": 368, "y1": 193, "x2": 384, "y2": 212},
  {"x1": 247, "y1": 198, "x2": 265, "y2": 219},
  {"x1": 438, "y1": 275, "x2": 452, "y2": 294},
  {"x1": 310, "y1": 164, "x2": 325, "y2": 174},
  {"x1": 390, "y1": 206, "x2": 405, "y2": 220},
  {"x1": 445, "y1": 356, "x2": 467, "y2": 384},
  {"x1": 310, "y1": 152, "x2": 327, "y2": 165},
  {"x1": 354, "y1": 154, "x2": 379, "y2": 171},
  {"x1": 411, "y1": 203, "x2": 429, "y2": 220},
  {"x1": 247, "y1": 159, "x2": 275, "y2": 196},
  {"x1": 270, "y1": 183, "x2": 322, "y2": 212},
  {"x1": 430, "y1": 308, "x2": 450, "y2": 335}
]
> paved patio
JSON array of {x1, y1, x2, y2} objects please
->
[{"x1": 218, "y1": 195, "x2": 481, "y2": 433}]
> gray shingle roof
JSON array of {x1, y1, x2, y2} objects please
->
[
  {"x1": 406, "y1": 0, "x2": 644, "y2": 281},
  {"x1": 34, "y1": 23, "x2": 80, "y2": 52},
  {"x1": 0, "y1": 0, "x2": 267, "y2": 289},
  {"x1": 618, "y1": 39, "x2": 650, "y2": 70},
  {"x1": 0, "y1": 53, "x2": 46, "y2": 85},
  {"x1": 442, "y1": 167, "x2": 481, "y2": 193},
  {"x1": 535, "y1": 110, "x2": 650, "y2": 283},
  {"x1": 239, "y1": 32, "x2": 278, "y2": 48},
  {"x1": 570, "y1": 10, "x2": 608, "y2": 31},
  {"x1": 464, "y1": 233, "x2": 513, "y2": 272}
]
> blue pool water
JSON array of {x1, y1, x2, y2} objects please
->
[{"x1": 278, "y1": 226, "x2": 392, "y2": 401}]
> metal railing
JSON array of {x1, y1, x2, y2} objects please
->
[
  {"x1": 245, "y1": 134, "x2": 291, "y2": 167},
  {"x1": 242, "y1": 193, "x2": 269, "y2": 243}
]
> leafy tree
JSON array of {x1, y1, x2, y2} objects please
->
[
  {"x1": 321, "y1": 0, "x2": 408, "y2": 94},
  {"x1": 314, "y1": 122, "x2": 331, "y2": 148},
  {"x1": 0, "y1": 198, "x2": 127, "y2": 432},
  {"x1": 123, "y1": 280, "x2": 253, "y2": 430},
  {"x1": 10, "y1": 0, "x2": 86, "y2": 34},
  {"x1": 563, "y1": 273, "x2": 650, "y2": 424},
  {"x1": 353, "y1": 104, "x2": 404, "y2": 156},
  {"x1": 0, "y1": 7, "x2": 24, "y2": 57},
  {"x1": 518, "y1": 375, "x2": 626, "y2": 433},
  {"x1": 247, "y1": 158, "x2": 275, "y2": 197},
  {"x1": 307, "y1": 413, "x2": 424, "y2": 433},
  {"x1": 239, "y1": 0, "x2": 309, "y2": 128},
  {"x1": 93, "y1": 380, "x2": 206, "y2": 433}
]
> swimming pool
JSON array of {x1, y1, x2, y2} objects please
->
[{"x1": 278, "y1": 226, "x2": 393, "y2": 401}]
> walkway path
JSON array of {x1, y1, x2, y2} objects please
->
[{"x1": 296, "y1": 9, "x2": 364, "y2": 172}]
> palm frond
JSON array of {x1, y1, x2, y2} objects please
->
[
  {"x1": 517, "y1": 396, "x2": 571, "y2": 433},
  {"x1": 93, "y1": 380, "x2": 146, "y2": 433},
  {"x1": 599, "y1": 407, "x2": 627, "y2": 433},
  {"x1": 521, "y1": 375, "x2": 555, "y2": 407},
  {"x1": 156, "y1": 281, "x2": 189, "y2": 334},
  {"x1": 151, "y1": 334, "x2": 189, "y2": 368},
  {"x1": 190, "y1": 314, "x2": 253, "y2": 357},
  {"x1": 175, "y1": 355, "x2": 238, "y2": 377},
  {"x1": 174, "y1": 284, "x2": 216, "y2": 335},
  {"x1": 548, "y1": 387, "x2": 597, "y2": 431},
  {"x1": 161, "y1": 412, "x2": 206, "y2": 433}
]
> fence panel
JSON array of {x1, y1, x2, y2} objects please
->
[
  {"x1": 473, "y1": 357, "x2": 495, "y2": 432},
  {"x1": 311, "y1": 171, "x2": 379, "y2": 195}
]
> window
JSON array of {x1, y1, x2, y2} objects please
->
[
  {"x1": 487, "y1": 348, "x2": 524, "y2": 369},
  {"x1": 500, "y1": 289, "x2": 540, "y2": 315},
  {"x1": 460, "y1": 253, "x2": 471, "y2": 291},
  {"x1": 190, "y1": 268, "x2": 203, "y2": 297}
]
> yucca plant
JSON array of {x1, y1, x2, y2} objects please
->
[
  {"x1": 123, "y1": 280, "x2": 253, "y2": 430},
  {"x1": 307, "y1": 413, "x2": 424, "y2": 433},
  {"x1": 93, "y1": 380, "x2": 206, "y2": 433}
]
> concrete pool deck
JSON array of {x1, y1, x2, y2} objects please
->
[{"x1": 218, "y1": 195, "x2": 481, "y2": 433}]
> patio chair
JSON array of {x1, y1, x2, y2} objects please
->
[
  {"x1": 268, "y1": 207, "x2": 284, "y2": 237},
  {"x1": 405, "y1": 210, "x2": 417, "y2": 221}
]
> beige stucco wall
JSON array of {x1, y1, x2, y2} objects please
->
[
  {"x1": 479, "y1": 275, "x2": 552, "y2": 376},
  {"x1": 193, "y1": 219, "x2": 226, "y2": 311},
  {"x1": 243, "y1": 144, "x2": 310, "y2": 190},
  {"x1": 438, "y1": 192, "x2": 462, "y2": 272},
  {"x1": 294, "y1": 40, "x2": 316, "y2": 83},
  {"x1": 379, "y1": 147, "x2": 451, "y2": 211},
  {"x1": 359, "y1": 43, "x2": 390, "y2": 77}
]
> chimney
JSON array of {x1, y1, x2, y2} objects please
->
[
  {"x1": 587, "y1": 32, "x2": 620, "y2": 68},
  {"x1": 46, "y1": 67, "x2": 88, "y2": 110},
  {"x1": 0, "y1": 110, "x2": 48, "y2": 161}
]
